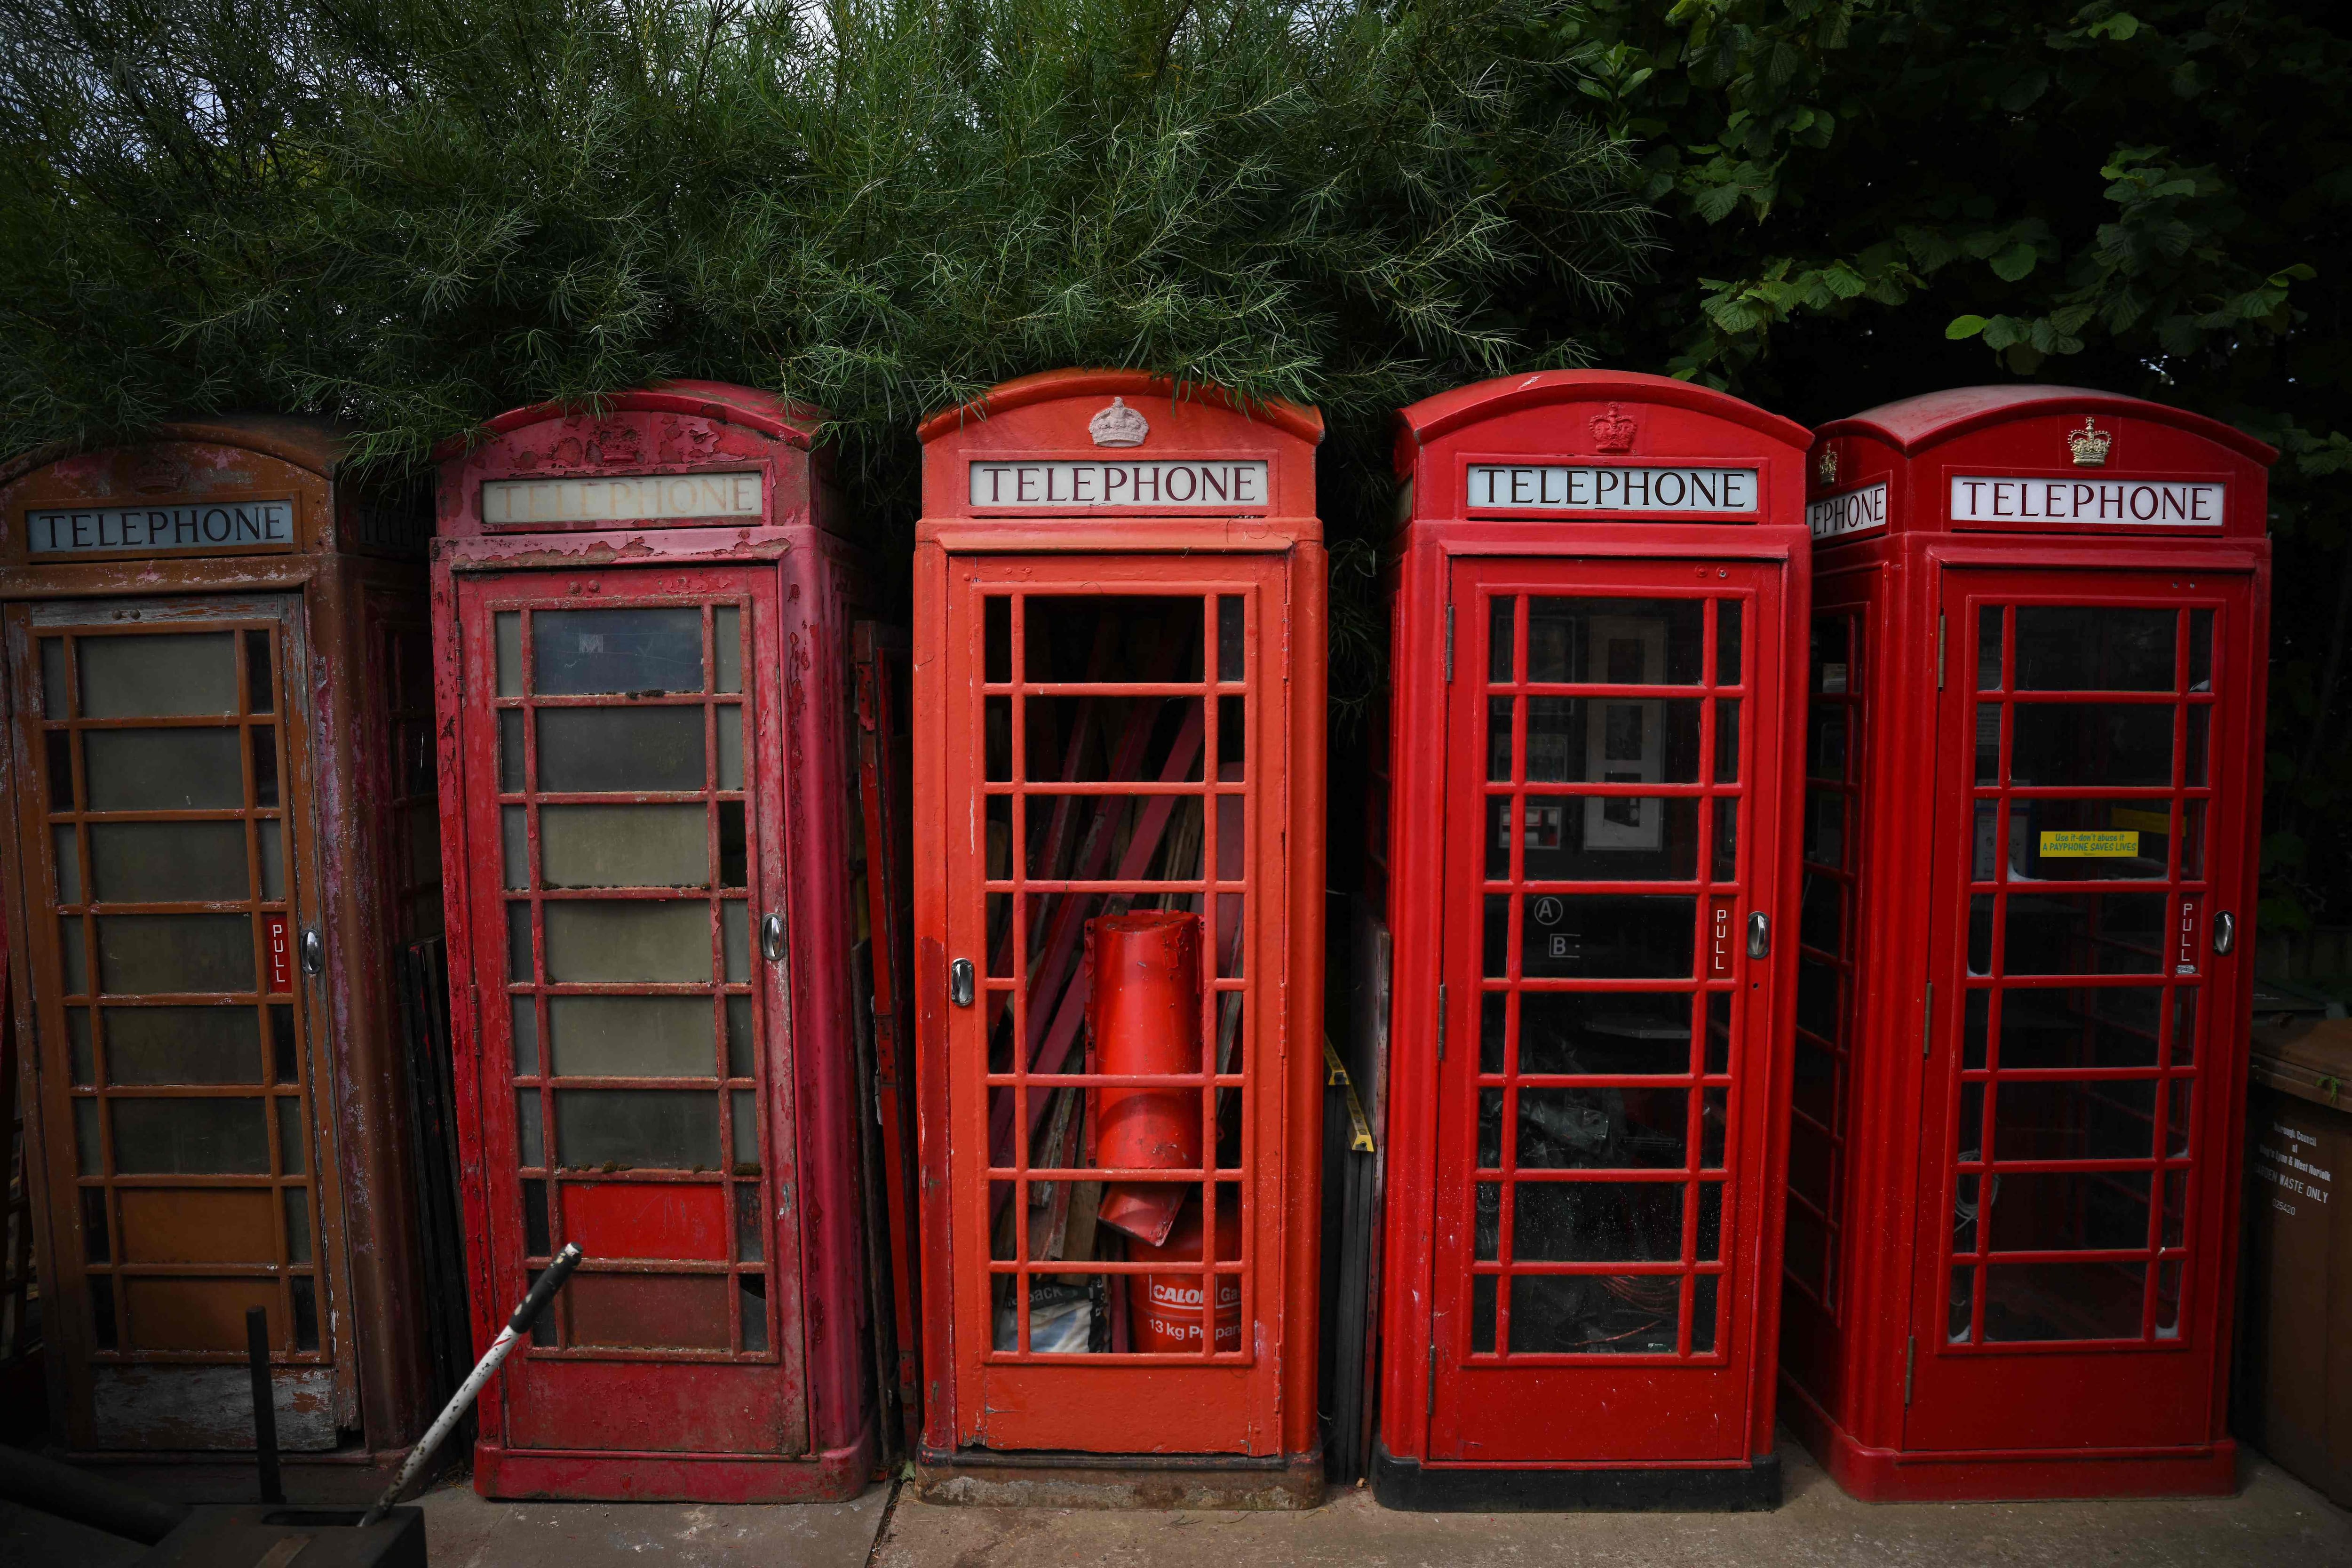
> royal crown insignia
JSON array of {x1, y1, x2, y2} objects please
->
[
  {"x1": 1589, "y1": 402, "x2": 1637, "y2": 454},
  {"x1": 1089, "y1": 397, "x2": 1150, "y2": 448},
  {"x1": 588, "y1": 422, "x2": 643, "y2": 465},
  {"x1": 128, "y1": 450, "x2": 183, "y2": 494},
  {"x1": 2066, "y1": 417, "x2": 2112, "y2": 468},
  {"x1": 1817, "y1": 445, "x2": 1839, "y2": 484}
]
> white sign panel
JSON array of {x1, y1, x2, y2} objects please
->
[
  {"x1": 1950, "y1": 475, "x2": 2226, "y2": 526},
  {"x1": 480, "y1": 471, "x2": 763, "y2": 526},
  {"x1": 967, "y1": 460, "x2": 1269, "y2": 509},
  {"x1": 26, "y1": 499, "x2": 294, "y2": 556},
  {"x1": 1467, "y1": 465, "x2": 1758, "y2": 514},
  {"x1": 1807, "y1": 482, "x2": 1888, "y2": 541}
]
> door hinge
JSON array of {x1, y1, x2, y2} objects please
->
[
  {"x1": 1427, "y1": 1343, "x2": 1438, "y2": 1417},
  {"x1": 1904, "y1": 1336, "x2": 1915, "y2": 1406},
  {"x1": 1444, "y1": 603, "x2": 1455, "y2": 683},
  {"x1": 1436, "y1": 982, "x2": 1447, "y2": 1061},
  {"x1": 1936, "y1": 613, "x2": 1947, "y2": 690},
  {"x1": 1922, "y1": 980, "x2": 1933, "y2": 1058}
]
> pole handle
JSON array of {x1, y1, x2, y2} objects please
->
[{"x1": 510, "y1": 1243, "x2": 585, "y2": 1336}]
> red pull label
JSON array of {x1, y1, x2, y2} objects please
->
[
  {"x1": 1708, "y1": 896, "x2": 1739, "y2": 980},
  {"x1": 265, "y1": 915, "x2": 293, "y2": 993}
]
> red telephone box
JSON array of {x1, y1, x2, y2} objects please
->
[
  {"x1": 1369, "y1": 372, "x2": 1811, "y2": 1510},
  {"x1": 431, "y1": 382, "x2": 881, "y2": 1500},
  {"x1": 912, "y1": 371, "x2": 1327, "y2": 1506},
  {"x1": 1783, "y1": 387, "x2": 2273, "y2": 1500},
  {"x1": 0, "y1": 420, "x2": 439, "y2": 1467}
]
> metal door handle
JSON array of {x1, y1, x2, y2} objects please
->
[
  {"x1": 1747, "y1": 912, "x2": 1770, "y2": 959},
  {"x1": 2213, "y1": 911, "x2": 2235, "y2": 956},
  {"x1": 300, "y1": 929, "x2": 324, "y2": 976},
  {"x1": 761, "y1": 913, "x2": 786, "y2": 963},
  {"x1": 949, "y1": 959, "x2": 975, "y2": 1008}
]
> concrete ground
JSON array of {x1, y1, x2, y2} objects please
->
[{"x1": 6, "y1": 1436, "x2": 2349, "y2": 1565}]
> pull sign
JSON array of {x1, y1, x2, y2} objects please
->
[
  {"x1": 2176, "y1": 898, "x2": 2202, "y2": 976},
  {"x1": 264, "y1": 915, "x2": 293, "y2": 993},
  {"x1": 949, "y1": 959, "x2": 976, "y2": 1008},
  {"x1": 1708, "y1": 897, "x2": 1739, "y2": 979}
]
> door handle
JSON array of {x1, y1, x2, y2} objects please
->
[
  {"x1": 2213, "y1": 911, "x2": 2236, "y2": 956},
  {"x1": 761, "y1": 913, "x2": 786, "y2": 963},
  {"x1": 1747, "y1": 912, "x2": 1770, "y2": 960},
  {"x1": 300, "y1": 929, "x2": 324, "y2": 976},
  {"x1": 949, "y1": 959, "x2": 975, "y2": 1008}
]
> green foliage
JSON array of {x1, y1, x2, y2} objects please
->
[
  {"x1": 0, "y1": 0, "x2": 1649, "y2": 530},
  {"x1": 1538, "y1": 0, "x2": 2352, "y2": 927}
]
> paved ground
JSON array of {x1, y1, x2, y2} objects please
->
[{"x1": 6, "y1": 1438, "x2": 2349, "y2": 1565}]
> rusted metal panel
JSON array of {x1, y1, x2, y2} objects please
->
[{"x1": 92, "y1": 1364, "x2": 339, "y2": 1450}]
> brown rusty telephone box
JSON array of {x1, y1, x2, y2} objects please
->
[
  {"x1": 0, "y1": 419, "x2": 438, "y2": 1463},
  {"x1": 430, "y1": 382, "x2": 882, "y2": 1501},
  {"x1": 913, "y1": 371, "x2": 1327, "y2": 1505},
  {"x1": 1784, "y1": 387, "x2": 2273, "y2": 1499}
]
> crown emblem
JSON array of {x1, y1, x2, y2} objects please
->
[
  {"x1": 1817, "y1": 445, "x2": 1838, "y2": 484},
  {"x1": 1589, "y1": 402, "x2": 1637, "y2": 454},
  {"x1": 1089, "y1": 397, "x2": 1149, "y2": 448},
  {"x1": 128, "y1": 449, "x2": 183, "y2": 495},
  {"x1": 588, "y1": 422, "x2": 643, "y2": 466},
  {"x1": 2066, "y1": 417, "x2": 2112, "y2": 468}
]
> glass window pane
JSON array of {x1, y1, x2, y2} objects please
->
[
  {"x1": 2007, "y1": 800, "x2": 2172, "y2": 883},
  {"x1": 1518, "y1": 1087, "x2": 1688, "y2": 1169},
  {"x1": 1527, "y1": 598, "x2": 1704, "y2": 685},
  {"x1": 67, "y1": 1009, "x2": 94, "y2": 1084},
  {"x1": 59, "y1": 916, "x2": 88, "y2": 994},
  {"x1": 269, "y1": 1004, "x2": 297, "y2": 1082},
  {"x1": 533, "y1": 608, "x2": 703, "y2": 695},
  {"x1": 278, "y1": 1096, "x2": 307, "y2": 1173},
  {"x1": 89, "y1": 822, "x2": 249, "y2": 903},
  {"x1": 1510, "y1": 1274, "x2": 1679, "y2": 1355},
  {"x1": 2015, "y1": 607, "x2": 2175, "y2": 692},
  {"x1": 83, "y1": 730, "x2": 243, "y2": 810},
  {"x1": 1804, "y1": 790, "x2": 1845, "y2": 869},
  {"x1": 511, "y1": 998, "x2": 540, "y2": 1076},
  {"x1": 544, "y1": 899, "x2": 711, "y2": 983},
  {"x1": 1716, "y1": 599, "x2": 1742, "y2": 687},
  {"x1": 1713, "y1": 699, "x2": 1740, "y2": 783},
  {"x1": 717, "y1": 804, "x2": 746, "y2": 888},
  {"x1": 1521, "y1": 895, "x2": 1695, "y2": 979},
  {"x1": 74, "y1": 1098, "x2": 102, "y2": 1174},
  {"x1": 1488, "y1": 698, "x2": 1515, "y2": 782},
  {"x1": 714, "y1": 606, "x2": 743, "y2": 694},
  {"x1": 495, "y1": 612, "x2": 523, "y2": 698},
  {"x1": 78, "y1": 633, "x2": 237, "y2": 717},
  {"x1": 1982, "y1": 1261, "x2": 2146, "y2": 1341},
  {"x1": 1993, "y1": 1077, "x2": 2158, "y2": 1162},
  {"x1": 507, "y1": 901, "x2": 535, "y2": 981},
  {"x1": 548, "y1": 996, "x2": 716, "y2": 1078},
  {"x1": 250, "y1": 726, "x2": 278, "y2": 808},
  {"x1": 1518, "y1": 795, "x2": 1698, "y2": 881},
  {"x1": 1488, "y1": 596, "x2": 1516, "y2": 684},
  {"x1": 95, "y1": 914, "x2": 255, "y2": 994},
  {"x1": 284, "y1": 1189, "x2": 312, "y2": 1264},
  {"x1": 1999, "y1": 891, "x2": 2167, "y2": 975},
  {"x1": 554, "y1": 1089, "x2": 720, "y2": 1171},
  {"x1": 726, "y1": 995, "x2": 756, "y2": 1078},
  {"x1": 1513, "y1": 1179, "x2": 1684, "y2": 1261},
  {"x1": 47, "y1": 730, "x2": 75, "y2": 811},
  {"x1": 111, "y1": 1097, "x2": 270, "y2": 1173},
  {"x1": 1527, "y1": 698, "x2": 1701, "y2": 784},
  {"x1": 1996, "y1": 985, "x2": 2163, "y2": 1069},
  {"x1": 2188, "y1": 610, "x2": 2212, "y2": 692},
  {"x1": 1977, "y1": 605, "x2": 2005, "y2": 691},
  {"x1": 1988, "y1": 1170, "x2": 2152, "y2": 1253},
  {"x1": 258, "y1": 824, "x2": 286, "y2": 901},
  {"x1": 735, "y1": 1183, "x2": 764, "y2": 1262},
  {"x1": 499, "y1": 710, "x2": 525, "y2": 791},
  {"x1": 244, "y1": 630, "x2": 275, "y2": 713},
  {"x1": 1218, "y1": 596, "x2": 1246, "y2": 684},
  {"x1": 103, "y1": 1006, "x2": 261, "y2": 1084},
  {"x1": 723, "y1": 902, "x2": 749, "y2": 983},
  {"x1": 515, "y1": 1090, "x2": 543, "y2": 1166},
  {"x1": 2010, "y1": 703, "x2": 2175, "y2": 788},
  {"x1": 523, "y1": 1179, "x2": 550, "y2": 1256},
  {"x1": 537, "y1": 706, "x2": 704, "y2": 793},
  {"x1": 731, "y1": 1089, "x2": 759, "y2": 1174},
  {"x1": 1812, "y1": 616, "x2": 1851, "y2": 695},
  {"x1": 1809, "y1": 706, "x2": 1846, "y2": 780},
  {"x1": 717, "y1": 707, "x2": 743, "y2": 791},
  {"x1": 539, "y1": 804, "x2": 709, "y2": 889},
  {"x1": 52, "y1": 824, "x2": 80, "y2": 903},
  {"x1": 40, "y1": 637, "x2": 68, "y2": 718}
]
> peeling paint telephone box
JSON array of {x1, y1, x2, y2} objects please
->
[
  {"x1": 911, "y1": 372, "x2": 1327, "y2": 1505},
  {"x1": 431, "y1": 382, "x2": 881, "y2": 1500},
  {"x1": 1783, "y1": 388, "x2": 2274, "y2": 1500},
  {"x1": 1368, "y1": 373, "x2": 1812, "y2": 1510},
  {"x1": 0, "y1": 419, "x2": 438, "y2": 1465}
]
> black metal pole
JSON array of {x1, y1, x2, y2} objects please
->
[{"x1": 246, "y1": 1305, "x2": 282, "y2": 1505}]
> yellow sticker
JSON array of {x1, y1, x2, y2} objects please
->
[
  {"x1": 2110, "y1": 807, "x2": 2171, "y2": 835},
  {"x1": 2040, "y1": 830, "x2": 2140, "y2": 858}
]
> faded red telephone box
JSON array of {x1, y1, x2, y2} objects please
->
[
  {"x1": 0, "y1": 420, "x2": 438, "y2": 1467},
  {"x1": 1370, "y1": 372, "x2": 1810, "y2": 1510},
  {"x1": 431, "y1": 382, "x2": 880, "y2": 1500},
  {"x1": 1783, "y1": 388, "x2": 2273, "y2": 1500},
  {"x1": 913, "y1": 371, "x2": 1327, "y2": 1505}
]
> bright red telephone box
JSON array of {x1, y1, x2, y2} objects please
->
[
  {"x1": 1368, "y1": 372, "x2": 1811, "y2": 1510},
  {"x1": 431, "y1": 382, "x2": 881, "y2": 1500},
  {"x1": 912, "y1": 371, "x2": 1327, "y2": 1506},
  {"x1": 1783, "y1": 387, "x2": 2273, "y2": 1500}
]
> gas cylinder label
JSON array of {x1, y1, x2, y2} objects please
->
[
  {"x1": 966, "y1": 460, "x2": 1269, "y2": 509},
  {"x1": 2039, "y1": 830, "x2": 2139, "y2": 857},
  {"x1": 1466, "y1": 464, "x2": 1759, "y2": 514},
  {"x1": 1949, "y1": 476, "x2": 2226, "y2": 525}
]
